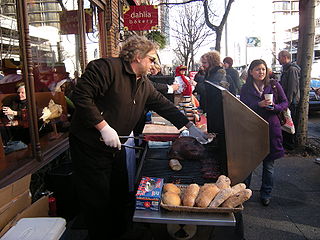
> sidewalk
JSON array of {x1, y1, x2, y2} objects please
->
[{"x1": 242, "y1": 156, "x2": 320, "y2": 240}]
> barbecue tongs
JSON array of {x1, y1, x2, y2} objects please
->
[{"x1": 99, "y1": 135, "x2": 145, "y2": 150}]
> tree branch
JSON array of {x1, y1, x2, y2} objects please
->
[{"x1": 159, "y1": 0, "x2": 203, "y2": 6}]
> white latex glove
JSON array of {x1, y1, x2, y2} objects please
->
[
  {"x1": 188, "y1": 123, "x2": 209, "y2": 144},
  {"x1": 99, "y1": 124, "x2": 121, "y2": 150}
]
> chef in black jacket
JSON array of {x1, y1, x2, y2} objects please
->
[{"x1": 70, "y1": 35, "x2": 208, "y2": 240}]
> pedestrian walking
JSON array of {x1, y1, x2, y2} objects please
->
[
  {"x1": 240, "y1": 59, "x2": 288, "y2": 206},
  {"x1": 278, "y1": 50, "x2": 301, "y2": 150}
]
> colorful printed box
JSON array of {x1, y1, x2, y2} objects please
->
[{"x1": 135, "y1": 177, "x2": 164, "y2": 211}]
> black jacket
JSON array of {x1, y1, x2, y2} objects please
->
[
  {"x1": 225, "y1": 67, "x2": 240, "y2": 95},
  {"x1": 280, "y1": 62, "x2": 300, "y2": 106},
  {"x1": 70, "y1": 57, "x2": 188, "y2": 150},
  {"x1": 205, "y1": 66, "x2": 226, "y2": 84}
]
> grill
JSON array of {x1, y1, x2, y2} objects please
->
[
  {"x1": 134, "y1": 82, "x2": 270, "y2": 233},
  {"x1": 140, "y1": 145, "x2": 222, "y2": 185},
  {"x1": 137, "y1": 82, "x2": 269, "y2": 185}
]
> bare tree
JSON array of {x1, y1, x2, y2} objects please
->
[
  {"x1": 171, "y1": 3, "x2": 213, "y2": 70},
  {"x1": 296, "y1": 0, "x2": 316, "y2": 147},
  {"x1": 203, "y1": 0, "x2": 234, "y2": 52}
]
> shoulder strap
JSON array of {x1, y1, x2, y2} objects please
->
[{"x1": 270, "y1": 80, "x2": 280, "y2": 104}]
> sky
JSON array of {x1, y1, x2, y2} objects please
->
[{"x1": 159, "y1": 0, "x2": 274, "y2": 67}]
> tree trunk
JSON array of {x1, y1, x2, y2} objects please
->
[
  {"x1": 203, "y1": 0, "x2": 234, "y2": 53},
  {"x1": 296, "y1": 0, "x2": 316, "y2": 147},
  {"x1": 215, "y1": 28, "x2": 223, "y2": 52}
]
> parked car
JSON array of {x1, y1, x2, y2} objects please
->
[{"x1": 309, "y1": 78, "x2": 320, "y2": 112}]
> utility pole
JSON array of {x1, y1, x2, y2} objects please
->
[{"x1": 224, "y1": 0, "x2": 228, "y2": 56}]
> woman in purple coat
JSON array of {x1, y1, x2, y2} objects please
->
[{"x1": 240, "y1": 59, "x2": 288, "y2": 206}]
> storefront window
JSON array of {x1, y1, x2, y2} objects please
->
[{"x1": 84, "y1": 0, "x2": 100, "y2": 62}]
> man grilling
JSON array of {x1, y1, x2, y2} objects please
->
[{"x1": 69, "y1": 35, "x2": 208, "y2": 240}]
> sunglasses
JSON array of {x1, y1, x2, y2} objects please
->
[{"x1": 146, "y1": 55, "x2": 156, "y2": 64}]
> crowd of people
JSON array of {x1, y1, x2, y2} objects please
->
[
  {"x1": 68, "y1": 34, "x2": 303, "y2": 239},
  {"x1": 0, "y1": 34, "x2": 305, "y2": 239}
]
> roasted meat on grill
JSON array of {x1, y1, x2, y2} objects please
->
[{"x1": 168, "y1": 136, "x2": 206, "y2": 161}]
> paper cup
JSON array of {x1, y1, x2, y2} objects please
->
[{"x1": 264, "y1": 94, "x2": 273, "y2": 103}]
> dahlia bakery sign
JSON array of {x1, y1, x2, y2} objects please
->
[{"x1": 123, "y1": 5, "x2": 158, "y2": 31}]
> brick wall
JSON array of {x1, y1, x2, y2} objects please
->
[{"x1": 105, "y1": 0, "x2": 121, "y2": 57}]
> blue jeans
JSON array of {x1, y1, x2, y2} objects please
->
[
  {"x1": 243, "y1": 158, "x2": 275, "y2": 200},
  {"x1": 260, "y1": 158, "x2": 275, "y2": 200}
]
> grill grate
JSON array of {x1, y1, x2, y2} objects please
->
[{"x1": 140, "y1": 146, "x2": 223, "y2": 185}]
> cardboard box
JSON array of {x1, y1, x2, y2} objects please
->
[
  {"x1": 0, "y1": 174, "x2": 31, "y2": 207},
  {"x1": 0, "y1": 190, "x2": 32, "y2": 231},
  {"x1": 0, "y1": 196, "x2": 49, "y2": 237},
  {"x1": 136, "y1": 177, "x2": 164, "y2": 211}
]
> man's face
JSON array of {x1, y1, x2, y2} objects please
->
[
  {"x1": 201, "y1": 58, "x2": 210, "y2": 71},
  {"x1": 137, "y1": 50, "x2": 157, "y2": 76},
  {"x1": 278, "y1": 54, "x2": 288, "y2": 65},
  {"x1": 223, "y1": 62, "x2": 230, "y2": 69}
]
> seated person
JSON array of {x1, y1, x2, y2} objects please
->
[
  {"x1": 2, "y1": 82, "x2": 28, "y2": 121},
  {"x1": 1, "y1": 82, "x2": 29, "y2": 146}
]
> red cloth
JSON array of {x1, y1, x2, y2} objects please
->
[
  {"x1": 175, "y1": 65, "x2": 192, "y2": 96},
  {"x1": 143, "y1": 134, "x2": 179, "y2": 142}
]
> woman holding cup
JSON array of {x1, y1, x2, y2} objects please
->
[{"x1": 240, "y1": 59, "x2": 288, "y2": 206}]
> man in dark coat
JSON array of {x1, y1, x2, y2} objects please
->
[
  {"x1": 223, "y1": 57, "x2": 241, "y2": 95},
  {"x1": 70, "y1": 35, "x2": 208, "y2": 240},
  {"x1": 278, "y1": 50, "x2": 301, "y2": 149}
]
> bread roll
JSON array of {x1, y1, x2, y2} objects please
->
[
  {"x1": 199, "y1": 183, "x2": 217, "y2": 194},
  {"x1": 216, "y1": 175, "x2": 231, "y2": 189},
  {"x1": 163, "y1": 183, "x2": 181, "y2": 195},
  {"x1": 196, "y1": 184, "x2": 220, "y2": 208},
  {"x1": 221, "y1": 189, "x2": 252, "y2": 208},
  {"x1": 209, "y1": 188, "x2": 233, "y2": 207},
  {"x1": 162, "y1": 192, "x2": 181, "y2": 206},
  {"x1": 169, "y1": 159, "x2": 182, "y2": 171},
  {"x1": 183, "y1": 184, "x2": 200, "y2": 207},
  {"x1": 231, "y1": 183, "x2": 246, "y2": 195}
]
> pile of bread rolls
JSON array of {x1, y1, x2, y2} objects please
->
[{"x1": 162, "y1": 175, "x2": 252, "y2": 209}]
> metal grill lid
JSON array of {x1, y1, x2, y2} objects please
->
[{"x1": 205, "y1": 82, "x2": 269, "y2": 185}]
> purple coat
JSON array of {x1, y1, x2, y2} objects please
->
[{"x1": 240, "y1": 81, "x2": 288, "y2": 161}]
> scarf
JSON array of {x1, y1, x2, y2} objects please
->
[{"x1": 253, "y1": 82, "x2": 264, "y2": 97}]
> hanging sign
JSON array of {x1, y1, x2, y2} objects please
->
[
  {"x1": 123, "y1": 5, "x2": 158, "y2": 31},
  {"x1": 59, "y1": 9, "x2": 93, "y2": 35},
  {"x1": 246, "y1": 37, "x2": 261, "y2": 47}
]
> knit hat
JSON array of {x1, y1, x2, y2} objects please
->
[
  {"x1": 223, "y1": 57, "x2": 233, "y2": 67},
  {"x1": 179, "y1": 65, "x2": 187, "y2": 71}
]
